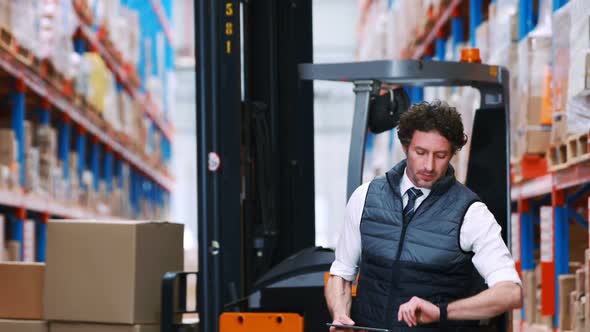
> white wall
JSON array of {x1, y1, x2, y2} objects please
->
[{"x1": 312, "y1": 0, "x2": 359, "y2": 249}]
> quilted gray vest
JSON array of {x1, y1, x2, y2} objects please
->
[{"x1": 351, "y1": 160, "x2": 487, "y2": 331}]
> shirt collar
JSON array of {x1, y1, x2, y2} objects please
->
[{"x1": 401, "y1": 167, "x2": 432, "y2": 197}]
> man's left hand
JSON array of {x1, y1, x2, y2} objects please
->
[{"x1": 397, "y1": 296, "x2": 440, "y2": 327}]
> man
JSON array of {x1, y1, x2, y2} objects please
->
[{"x1": 325, "y1": 101, "x2": 522, "y2": 331}]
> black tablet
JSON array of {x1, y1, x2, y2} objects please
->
[{"x1": 326, "y1": 323, "x2": 391, "y2": 332}]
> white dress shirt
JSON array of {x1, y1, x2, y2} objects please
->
[{"x1": 330, "y1": 168, "x2": 522, "y2": 288}]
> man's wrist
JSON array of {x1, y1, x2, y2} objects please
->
[{"x1": 333, "y1": 311, "x2": 349, "y2": 320}]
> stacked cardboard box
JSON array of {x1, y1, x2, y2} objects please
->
[
  {"x1": 488, "y1": 2, "x2": 520, "y2": 162},
  {"x1": 0, "y1": 129, "x2": 20, "y2": 190},
  {"x1": 0, "y1": 215, "x2": 5, "y2": 261},
  {"x1": 10, "y1": 0, "x2": 40, "y2": 58},
  {"x1": 38, "y1": 0, "x2": 78, "y2": 80},
  {"x1": 0, "y1": 320, "x2": 47, "y2": 332},
  {"x1": 569, "y1": 268, "x2": 587, "y2": 332},
  {"x1": 585, "y1": 249, "x2": 590, "y2": 332},
  {"x1": 79, "y1": 170, "x2": 94, "y2": 209},
  {"x1": 26, "y1": 147, "x2": 40, "y2": 192},
  {"x1": 514, "y1": 35, "x2": 552, "y2": 157},
  {"x1": 523, "y1": 270, "x2": 537, "y2": 324},
  {"x1": 0, "y1": 1, "x2": 11, "y2": 31},
  {"x1": 84, "y1": 53, "x2": 110, "y2": 114},
  {"x1": 564, "y1": 0, "x2": 590, "y2": 139},
  {"x1": 0, "y1": 262, "x2": 44, "y2": 320},
  {"x1": 50, "y1": 324, "x2": 157, "y2": 332},
  {"x1": 559, "y1": 274, "x2": 576, "y2": 330},
  {"x1": 68, "y1": 152, "x2": 79, "y2": 204},
  {"x1": 551, "y1": 0, "x2": 590, "y2": 144},
  {"x1": 36, "y1": 125, "x2": 58, "y2": 194},
  {"x1": 0, "y1": 129, "x2": 17, "y2": 170},
  {"x1": 0, "y1": 221, "x2": 183, "y2": 332},
  {"x1": 44, "y1": 220, "x2": 183, "y2": 331}
]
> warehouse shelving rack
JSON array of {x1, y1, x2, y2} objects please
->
[
  {"x1": 511, "y1": 153, "x2": 590, "y2": 328},
  {"x1": 509, "y1": 0, "x2": 590, "y2": 329},
  {"x1": 363, "y1": 0, "x2": 590, "y2": 330},
  {"x1": 0, "y1": 2, "x2": 175, "y2": 263}
]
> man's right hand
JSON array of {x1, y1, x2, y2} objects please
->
[{"x1": 330, "y1": 315, "x2": 358, "y2": 332}]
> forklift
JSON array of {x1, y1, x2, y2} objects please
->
[{"x1": 161, "y1": 1, "x2": 511, "y2": 332}]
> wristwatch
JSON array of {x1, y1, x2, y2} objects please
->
[{"x1": 438, "y1": 302, "x2": 448, "y2": 326}]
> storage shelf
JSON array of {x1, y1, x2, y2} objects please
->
[
  {"x1": 77, "y1": 24, "x2": 174, "y2": 141},
  {"x1": 411, "y1": 0, "x2": 463, "y2": 59},
  {"x1": 0, "y1": 190, "x2": 116, "y2": 219},
  {"x1": 511, "y1": 174, "x2": 552, "y2": 200},
  {"x1": 554, "y1": 161, "x2": 590, "y2": 190},
  {"x1": 511, "y1": 161, "x2": 590, "y2": 200},
  {"x1": 0, "y1": 45, "x2": 173, "y2": 192}
]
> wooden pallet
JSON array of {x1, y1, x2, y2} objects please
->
[
  {"x1": 566, "y1": 132, "x2": 590, "y2": 165},
  {"x1": 38, "y1": 59, "x2": 57, "y2": 86},
  {"x1": 0, "y1": 26, "x2": 33, "y2": 67},
  {"x1": 72, "y1": 91, "x2": 84, "y2": 108},
  {"x1": 85, "y1": 105, "x2": 105, "y2": 131},
  {"x1": 73, "y1": 0, "x2": 94, "y2": 26},
  {"x1": 0, "y1": 26, "x2": 12, "y2": 52},
  {"x1": 13, "y1": 43, "x2": 33, "y2": 67},
  {"x1": 547, "y1": 142, "x2": 569, "y2": 172}
]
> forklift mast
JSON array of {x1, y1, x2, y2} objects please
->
[{"x1": 195, "y1": 1, "x2": 315, "y2": 331}]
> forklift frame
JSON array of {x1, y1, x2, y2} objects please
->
[{"x1": 299, "y1": 59, "x2": 511, "y2": 332}]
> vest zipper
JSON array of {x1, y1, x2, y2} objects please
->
[{"x1": 394, "y1": 194, "x2": 432, "y2": 261}]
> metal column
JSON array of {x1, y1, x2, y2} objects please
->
[
  {"x1": 91, "y1": 138, "x2": 100, "y2": 192},
  {"x1": 553, "y1": 189, "x2": 569, "y2": 327},
  {"x1": 451, "y1": 9, "x2": 463, "y2": 60},
  {"x1": 76, "y1": 127, "x2": 87, "y2": 189},
  {"x1": 518, "y1": 0, "x2": 535, "y2": 40},
  {"x1": 519, "y1": 199, "x2": 534, "y2": 321},
  {"x1": 520, "y1": 199, "x2": 535, "y2": 271},
  {"x1": 36, "y1": 213, "x2": 49, "y2": 262},
  {"x1": 104, "y1": 148, "x2": 113, "y2": 193},
  {"x1": 553, "y1": 0, "x2": 569, "y2": 12},
  {"x1": 347, "y1": 80, "x2": 376, "y2": 199},
  {"x1": 540, "y1": 205, "x2": 555, "y2": 317},
  {"x1": 469, "y1": 0, "x2": 482, "y2": 47},
  {"x1": 12, "y1": 79, "x2": 26, "y2": 188},
  {"x1": 59, "y1": 114, "x2": 72, "y2": 180},
  {"x1": 435, "y1": 34, "x2": 446, "y2": 61},
  {"x1": 38, "y1": 99, "x2": 51, "y2": 125},
  {"x1": 115, "y1": 158, "x2": 123, "y2": 189}
]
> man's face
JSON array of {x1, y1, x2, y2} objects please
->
[{"x1": 403, "y1": 130, "x2": 453, "y2": 188}]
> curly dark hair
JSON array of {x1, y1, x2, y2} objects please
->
[{"x1": 397, "y1": 100, "x2": 467, "y2": 153}]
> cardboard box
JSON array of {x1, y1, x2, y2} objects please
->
[
  {"x1": 574, "y1": 295, "x2": 585, "y2": 332},
  {"x1": 568, "y1": 290, "x2": 580, "y2": 331},
  {"x1": 524, "y1": 270, "x2": 537, "y2": 324},
  {"x1": 559, "y1": 274, "x2": 576, "y2": 330},
  {"x1": 576, "y1": 269, "x2": 586, "y2": 294},
  {"x1": 0, "y1": 129, "x2": 17, "y2": 167},
  {"x1": 515, "y1": 128, "x2": 551, "y2": 156},
  {"x1": 44, "y1": 220, "x2": 183, "y2": 324},
  {"x1": 0, "y1": 214, "x2": 4, "y2": 259},
  {"x1": 6, "y1": 240, "x2": 21, "y2": 261},
  {"x1": 0, "y1": 319, "x2": 47, "y2": 332},
  {"x1": 50, "y1": 323, "x2": 158, "y2": 332},
  {"x1": 0, "y1": 263, "x2": 45, "y2": 319},
  {"x1": 586, "y1": 248, "x2": 590, "y2": 330}
]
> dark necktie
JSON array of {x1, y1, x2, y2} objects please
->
[{"x1": 403, "y1": 187, "x2": 423, "y2": 223}]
